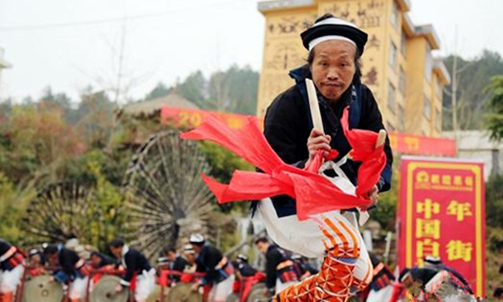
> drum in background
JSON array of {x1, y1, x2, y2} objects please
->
[
  {"x1": 167, "y1": 283, "x2": 202, "y2": 302},
  {"x1": 146, "y1": 285, "x2": 170, "y2": 302},
  {"x1": 90, "y1": 275, "x2": 129, "y2": 302},
  {"x1": 245, "y1": 283, "x2": 268, "y2": 302},
  {"x1": 22, "y1": 275, "x2": 64, "y2": 302}
]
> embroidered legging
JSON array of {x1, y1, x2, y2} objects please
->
[{"x1": 274, "y1": 214, "x2": 373, "y2": 302}]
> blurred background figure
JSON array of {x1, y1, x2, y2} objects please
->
[
  {"x1": 108, "y1": 239, "x2": 156, "y2": 302},
  {"x1": 27, "y1": 248, "x2": 45, "y2": 277},
  {"x1": 189, "y1": 234, "x2": 235, "y2": 302},
  {"x1": 0, "y1": 238, "x2": 25, "y2": 302},
  {"x1": 43, "y1": 244, "x2": 88, "y2": 302}
]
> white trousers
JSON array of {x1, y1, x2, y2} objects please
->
[
  {"x1": 69, "y1": 276, "x2": 89, "y2": 299},
  {"x1": 0, "y1": 265, "x2": 24, "y2": 293},
  {"x1": 135, "y1": 268, "x2": 156, "y2": 302},
  {"x1": 209, "y1": 274, "x2": 235, "y2": 302}
]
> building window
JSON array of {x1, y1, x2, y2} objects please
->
[
  {"x1": 424, "y1": 96, "x2": 431, "y2": 119},
  {"x1": 391, "y1": 1, "x2": 399, "y2": 28},
  {"x1": 388, "y1": 82, "x2": 396, "y2": 112},
  {"x1": 389, "y1": 41, "x2": 397, "y2": 70},
  {"x1": 401, "y1": 31, "x2": 407, "y2": 55},
  {"x1": 399, "y1": 66, "x2": 406, "y2": 95},
  {"x1": 436, "y1": 108, "x2": 442, "y2": 131},
  {"x1": 425, "y1": 44, "x2": 433, "y2": 82},
  {"x1": 398, "y1": 103, "x2": 405, "y2": 132}
]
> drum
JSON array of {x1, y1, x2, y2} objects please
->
[
  {"x1": 167, "y1": 283, "x2": 202, "y2": 302},
  {"x1": 22, "y1": 275, "x2": 64, "y2": 302},
  {"x1": 90, "y1": 275, "x2": 129, "y2": 302},
  {"x1": 146, "y1": 285, "x2": 170, "y2": 302}
]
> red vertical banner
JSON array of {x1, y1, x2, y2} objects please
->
[{"x1": 397, "y1": 156, "x2": 486, "y2": 297}]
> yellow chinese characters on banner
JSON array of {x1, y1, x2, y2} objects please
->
[
  {"x1": 160, "y1": 107, "x2": 261, "y2": 130},
  {"x1": 398, "y1": 156, "x2": 485, "y2": 297}
]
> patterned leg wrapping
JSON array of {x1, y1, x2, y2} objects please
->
[
  {"x1": 274, "y1": 247, "x2": 358, "y2": 302},
  {"x1": 273, "y1": 214, "x2": 373, "y2": 302}
]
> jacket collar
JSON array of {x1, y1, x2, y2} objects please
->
[
  {"x1": 289, "y1": 65, "x2": 310, "y2": 84},
  {"x1": 121, "y1": 245, "x2": 130, "y2": 258}
]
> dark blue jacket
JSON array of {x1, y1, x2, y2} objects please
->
[{"x1": 263, "y1": 66, "x2": 393, "y2": 218}]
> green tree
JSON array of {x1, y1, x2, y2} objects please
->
[
  {"x1": 175, "y1": 65, "x2": 259, "y2": 114},
  {"x1": 87, "y1": 161, "x2": 126, "y2": 250},
  {"x1": 0, "y1": 172, "x2": 35, "y2": 243},
  {"x1": 38, "y1": 86, "x2": 76, "y2": 123},
  {"x1": 443, "y1": 50, "x2": 503, "y2": 130},
  {"x1": 0, "y1": 99, "x2": 12, "y2": 125},
  {"x1": 75, "y1": 90, "x2": 115, "y2": 149},
  {"x1": 484, "y1": 76, "x2": 503, "y2": 142},
  {"x1": 178, "y1": 71, "x2": 208, "y2": 108},
  {"x1": 208, "y1": 65, "x2": 259, "y2": 115},
  {"x1": 145, "y1": 82, "x2": 170, "y2": 100},
  {"x1": 0, "y1": 104, "x2": 86, "y2": 184},
  {"x1": 486, "y1": 174, "x2": 503, "y2": 228},
  {"x1": 373, "y1": 165, "x2": 399, "y2": 232}
]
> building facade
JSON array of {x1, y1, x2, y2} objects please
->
[
  {"x1": 444, "y1": 131, "x2": 503, "y2": 181},
  {"x1": 256, "y1": 0, "x2": 450, "y2": 137}
]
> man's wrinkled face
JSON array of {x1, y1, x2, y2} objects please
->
[{"x1": 311, "y1": 40, "x2": 357, "y2": 103}]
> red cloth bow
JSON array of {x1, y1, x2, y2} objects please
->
[{"x1": 180, "y1": 106, "x2": 386, "y2": 221}]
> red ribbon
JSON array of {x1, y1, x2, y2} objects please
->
[{"x1": 180, "y1": 106, "x2": 386, "y2": 221}]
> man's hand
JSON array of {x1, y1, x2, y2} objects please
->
[
  {"x1": 115, "y1": 284, "x2": 123, "y2": 293},
  {"x1": 362, "y1": 185, "x2": 378, "y2": 210},
  {"x1": 47, "y1": 276, "x2": 55, "y2": 284},
  {"x1": 264, "y1": 288, "x2": 274, "y2": 297},
  {"x1": 306, "y1": 129, "x2": 331, "y2": 167},
  {"x1": 190, "y1": 282, "x2": 200, "y2": 292}
]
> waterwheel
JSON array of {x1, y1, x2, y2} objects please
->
[
  {"x1": 21, "y1": 182, "x2": 97, "y2": 243},
  {"x1": 124, "y1": 130, "x2": 214, "y2": 260}
]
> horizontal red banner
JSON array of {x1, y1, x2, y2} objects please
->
[{"x1": 160, "y1": 107, "x2": 456, "y2": 157}]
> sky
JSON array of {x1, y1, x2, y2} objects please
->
[{"x1": 0, "y1": 0, "x2": 501, "y2": 102}]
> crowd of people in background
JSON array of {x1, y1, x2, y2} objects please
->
[{"x1": 1, "y1": 235, "x2": 502, "y2": 302}]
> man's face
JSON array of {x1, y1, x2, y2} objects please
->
[
  {"x1": 311, "y1": 40, "x2": 357, "y2": 103},
  {"x1": 110, "y1": 246, "x2": 122, "y2": 259},
  {"x1": 184, "y1": 252, "x2": 196, "y2": 264},
  {"x1": 29, "y1": 254, "x2": 41, "y2": 265},
  {"x1": 47, "y1": 254, "x2": 58, "y2": 266},
  {"x1": 167, "y1": 251, "x2": 177, "y2": 262},
  {"x1": 256, "y1": 242, "x2": 268, "y2": 255},
  {"x1": 190, "y1": 244, "x2": 202, "y2": 255},
  {"x1": 90, "y1": 255, "x2": 101, "y2": 268}
]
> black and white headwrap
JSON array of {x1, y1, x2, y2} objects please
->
[
  {"x1": 301, "y1": 16, "x2": 368, "y2": 55},
  {"x1": 188, "y1": 233, "x2": 205, "y2": 244}
]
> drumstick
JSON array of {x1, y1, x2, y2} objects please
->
[{"x1": 305, "y1": 79, "x2": 324, "y2": 133}]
